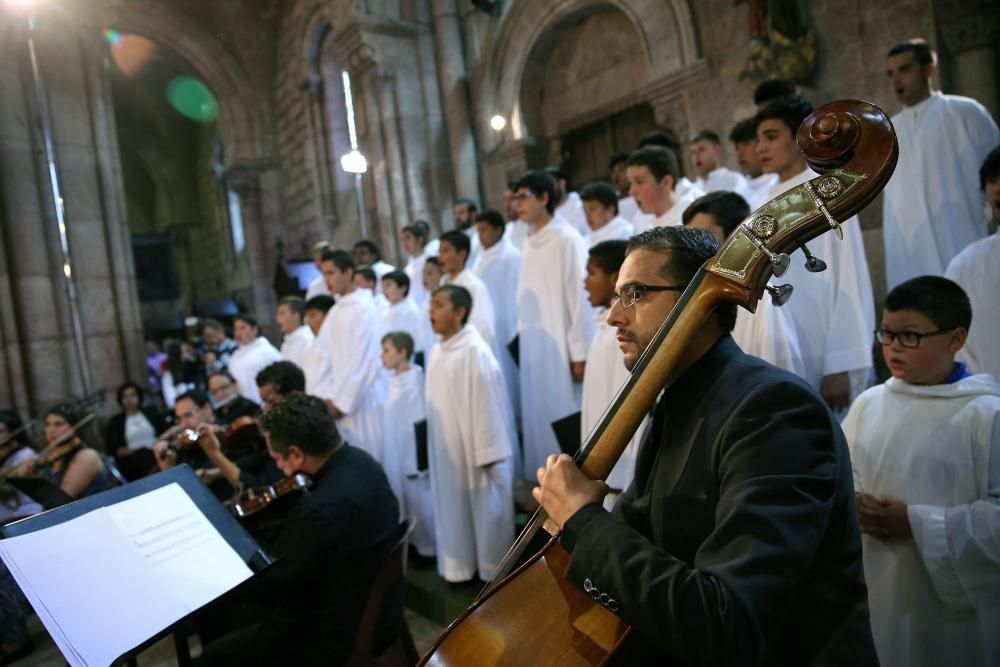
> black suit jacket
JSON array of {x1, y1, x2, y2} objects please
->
[{"x1": 561, "y1": 336, "x2": 878, "y2": 666}]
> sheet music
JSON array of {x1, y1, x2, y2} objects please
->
[{"x1": 0, "y1": 482, "x2": 253, "y2": 667}]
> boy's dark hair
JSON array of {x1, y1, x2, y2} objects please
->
[
  {"x1": 304, "y1": 295, "x2": 335, "y2": 314},
  {"x1": 433, "y1": 285, "x2": 473, "y2": 325},
  {"x1": 637, "y1": 129, "x2": 681, "y2": 152},
  {"x1": 579, "y1": 182, "x2": 619, "y2": 214},
  {"x1": 689, "y1": 129, "x2": 722, "y2": 145},
  {"x1": 234, "y1": 312, "x2": 258, "y2": 329},
  {"x1": 682, "y1": 191, "x2": 751, "y2": 238},
  {"x1": 729, "y1": 117, "x2": 758, "y2": 144},
  {"x1": 608, "y1": 150, "x2": 629, "y2": 171},
  {"x1": 512, "y1": 170, "x2": 558, "y2": 215},
  {"x1": 353, "y1": 239, "x2": 382, "y2": 260},
  {"x1": 754, "y1": 94, "x2": 814, "y2": 135},
  {"x1": 439, "y1": 230, "x2": 471, "y2": 261},
  {"x1": 381, "y1": 331, "x2": 415, "y2": 360},
  {"x1": 588, "y1": 240, "x2": 628, "y2": 275},
  {"x1": 425, "y1": 256, "x2": 441, "y2": 269},
  {"x1": 454, "y1": 198, "x2": 478, "y2": 214},
  {"x1": 753, "y1": 79, "x2": 796, "y2": 106},
  {"x1": 116, "y1": 381, "x2": 145, "y2": 407},
  {"x1": 887, "y1": 38, "x2": 936, "y2": 67},
  {"x1": 255, "y1": 360, "x2": 306, "y2": 394},
  {"x1": 626, "y1": 226, "x2": 736, "y2": 332},
  {"x1": 627, "y1": 147, "x2": 679, "y2": 184},
  {"x1": 175, "y1": 389, "x2": 211, "y2": 410},
  {"x1": 382, "y1": 269, "x2": 410, "y2": 296},
  {"x1": 260, "y1": 393, "x2": 340, "y2": 458},
  {"x1": 476, "y1": 209, "x2": 506, "y2": 231},
  {"x1": 979, "y1": 145, "x2": 1000, "y2": 190},
  {"x1": 321, "y1": 248, "x2": 354, "y2": 272},
  {"x1": 201, "y1": 318, "x2": 225, "y2": 334},
  {"x1": 278, "y1": 296, "x2": 305, "y2": 319},
  {"x1": 884, "y1": 276, "x2": 972, "y2": 331},
  {"x1": 355, "y1": 267, "x2": 377, "y2": 285},
  {"x1": 401, "y1": 223, "x2": 428, "y2": 241}
]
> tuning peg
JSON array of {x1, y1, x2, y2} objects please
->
[
  {"x1": 769, "y1": 251, "x2": 791, "y2": 277},
  {"x1": 801, "y1": 244, "x2": 827, "y2": 273},
  {"x1": 766, "y1": 283, "x2": 793, "y2": 306}
]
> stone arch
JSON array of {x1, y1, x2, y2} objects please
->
[{"x1": 481, "y1": 0, "x2": 699, "y2": 143}]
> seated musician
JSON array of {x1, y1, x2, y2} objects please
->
[
  {"x1": 533, "y1": 227, "x2": 878, "y2": 665},
  {"x1": 255, "y1": 360, "x2": 305, "y2": 413},
  {"x1": 207, "y1": 371, "x2": 260, "y2": 426},
  {"x1": 0, "y1": 411, "x2": 42, "y2": 523},
  {"x1": 196, "y1": 393, "x2": 401, "y2": 666},
  {"x1": 104, "y1": 381, "x2": 166, "y2": 481},
  {"x1": 14, "y1": 406, "x2": 109, "y2": 500},
  {"x1": 153, "y1": 390, "x2": 281, "y2": 496}
]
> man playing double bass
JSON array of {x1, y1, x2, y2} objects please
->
[{"x1": 533, "y1": 226, "x2": 878, "y2": 665}]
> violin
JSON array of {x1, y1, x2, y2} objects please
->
[
  {"x1": 1, "y1": 413, "x2": 97, "y2": 479},
  {"x1": 419, "y1": 99, "x2": 899, "y2": 665},
  {"x1": 171, "y1": 415, "x2": 262, "y2": 453},
  {"x1": 226, "y1": 473, "x2": 313, "y2": 519}
]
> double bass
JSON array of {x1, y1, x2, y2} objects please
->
[{"x1": 419, "y1": 99, "x2": 898, "y2": 665}]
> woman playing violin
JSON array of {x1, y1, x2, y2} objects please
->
[
  {"x1": 15, "y1": 406, "x2": 109, "y2": 500},
  {"x1": 0, "y1": 411, "x2": 42, "y2": 522}
]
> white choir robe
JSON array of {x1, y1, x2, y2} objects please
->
[
  {"x1": 731, "y1": 299, "x2": 805, "y2": 377},
  {"x1": 383, "y1": 297, "x2": 425, "y2": 352},
  {"x1": 580, "y1": 308, "x2": 646, "y2": 498},
  {"x1": 767, "y1": 169, "x2": 875, "y2": 404},
  {"x1": 373, "y1": 293, "x2": 390, "y2": 318},
  {"x1": 635, "y1": 186, "x2": 705, "y2": 234},
  {"x1": 383, "y1": 366, "x2": 435, "y2": 556},
  {"x1": 517, "y1": 216, "x2": 593, "y2": 475},
  {"x1": 227, "y1": 336, "x2": 282, "y2": 405},
  {"x1": 474, "y1": 236, "x2": 522, "y2": 420},
  {"x1": 426, "y1": 325, "x2": 515, "y2": 582},
  {"x1": 416, "y1": 298, "x2": 438, "y2": 363},
  {"x1": 462, "y1": 227, "x2": 482, "y2": 269},
  {"x1": 556, "y1": 191, "x2": 590, "y2": 240},
  {"x1": 448, "y1": 268, "x2": 497, "y2": 353},
  {"x1": 318, "y1": 289, "x2": 388, "y2": 461},
  {"x1": 946, "y1": 231, "x2": 1000, "y2": 379},
  {"x1": 694, "y1": 166, "x2": 753, "y2": 201},
  {"x1": 504, "y1": 220, "x2": 531, "y2": 251},
  {"x1": 883, "y1": 91, "x2": 1000, "y2": 289},
  {"x1": 588, "y1": 216, "x2": 634, "y2": 247},
  {"x1": 843, "y1": 374, "x2": 1000, "y2": 667},
  {"x1": 280, "y1": 325, "x2": 313, "y2": 370},
  {"x1": 305, "y1": 274, "x2": 329, "y2": 300},
  {"x1": 302, "y1": 326, "x2": 333, "y2": 396},
  {"x1": 747, "y1": 173, "x2": 779, "y2": 211},
  {"x1": 404, "y1": 249, "x2": 433, "y2": 306},
  {"x1": 617, "y1": 195, "x2": 639, "y2": 222}
]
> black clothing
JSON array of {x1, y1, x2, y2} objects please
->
[
  {"x1": 105, "y1": 408, "x2": 166, "y2": 480},
  {"x1": 197, "y1": 444, "x2": 401, "y2": 666},
  {"x1": 214, "y1": 396, "x2": 260, "y2": 427},
  {"x1": 561, "y1": 336, "x2": 878, "y2": 666}
]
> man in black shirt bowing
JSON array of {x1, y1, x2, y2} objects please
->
[
  {"x1": 533, "y1": 226, "x2": 878, "y2": 666},
  {"x1": 197, "y1": 393, "x2": 401, "y2": 666}
]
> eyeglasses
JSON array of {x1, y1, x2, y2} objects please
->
[
  {"x1": 874, "y1": 327, "x2": 955, "y2": 348},
  {"x1": 612, "y1": 283, "x2": 685, "y2": 309}
]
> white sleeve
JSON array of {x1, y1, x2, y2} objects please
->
[
  {"x1": 908, "y1": 409, "x2": 1000, "y2": 607},
  {"x1": 565, "y1": 236, "x2": 592, "y2": 362}
]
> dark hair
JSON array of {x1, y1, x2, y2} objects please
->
[
  {"x1": 207, "y1": 370, "x2": 236, "y2": 386},
  {"x1": 476, "y1": 209, "x2": 506, "y2": 231},
  {"x1": 579, "y1": 182, "x2": 619, "y2": 213},
  {"x1": 439, "y1": 230, "x2": 471, "y2": 262},
  {"x1": 44, "y1": 404, "x2": 79, "y2": 426},
  {"x1": 234, "y1": 312, "x2": 259, "y2": 329},
  {"x1": 543, "y1": 166, "x2": 569, "y2": 203},
  {"x1": 165, "y1": 340, "x2": 184, "y2": 378},
  {"x1": 637, "y1": 129, "x2": 680, "y2": 152},
  {"x1": 980, "y1": 145, "x2": 1000, "y2": 190},
  {"x1": 682, "y1": 191, "x2": 751, "y2": 238},
  {"x1": 627, "y1": 147, "x2": 679, "y2": 184},
  {"x1": 353, "y1": 239, "x2": 382, "y2": 260},
  {"x1": 433, "y1": 284, "x2": 473, "y2": 325},
  {"x1": 454, "y1": 198, "x2": 478, "y2": 214},
  {"x1": 729, "y1": 117, "x2": 758, "y2": 144},
  {"x1": 608, "y1": 150, "x2": 630, "y2": 170},
  {"x1": 355, "y1": 267, "x2": 377, "y2": 285},
  {"x1": 513, "y1": 170, "x2": 558, "y2": 215},
  {"x1": 425, "y1": 256, "x2": 441, "y2": 270},
  {"x1": 201, "y1": 318, "x2": 225, "y2": 333},
  {"x1": 255, "y1": 360, "x2": 306, "y2": 394},
  {"x1": 884, "y1": 276, "x2": 972, "y2": 331},
  {"x1": 321, "y1": 248, "x2": 354, "y2": 272},
  {"x1": 381, "y1": 331, "x2": 415, "y2": 359},
  {"x1": 689, "y1": 129, "x2": 721, "y2": 145},
  {"x1": 588, "y1": 240, "x2": 628, "y2": 274},
  {"x1": 260, "y1": 392, "x2": 340, "y2": 458},
  {"x1": 887, "y1": 38, "x2": 936, "y2": 67},
  {"x1": 278, "y1": 296, "x2": 305, "y2": 319},
  {"x1": 753, "y1": 79, "x2": 796, "y2": 106},
  {"x1": 175, "y1": 389, "x2": 211, "y2": 409},
  {"x1": 0, "y1": 409, "x2": 29, "y2": 448},
  {"x1": 401, "y1": 223, "x2": 428, "y2": 241},
  {"x1": 626, "y1": 226, "x2": 736, "y2": 332},
  {"x1": 116, "y1": 381, "x2": 145, "y2": 407},
  {"x1": 754, "y1": 94, "x2": 814, "y2": 135},
  {"x1": 304, "y1": 294, "x2": 335, "y2": 314},
  {"x1": 382, "y1": 269, "x2": 410, "y2": 296}
]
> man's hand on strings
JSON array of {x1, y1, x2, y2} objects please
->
[
  {"x1": 532, "y1": 454, "x2": 609, "y2": 530},
  {"x1": 196, "y1": 424, "x2": 223, "y2": 456}
]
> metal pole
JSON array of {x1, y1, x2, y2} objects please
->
[{"x1": 26, "y1": 15, "x2": 93, "y2": 392}]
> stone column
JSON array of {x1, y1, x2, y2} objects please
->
[
  {"x1": 936, "y1": 0, "x2": 999, "y2": 118},
  {"x1": 228, "y1": 169, "x2": 279, "y2": 341},
  {"x1": 430, "y1": 0, "x2": 481, "y2": 204}
]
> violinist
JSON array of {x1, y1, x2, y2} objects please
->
[
  {"x1": 207, "y1": 371, "x2": 260, "y2": 426},
  {"x1": 195, "y1": 393, "x2": 400, "y2": 666},
  {"x1": 0, "y1": 411, "x2": 42, "y2": 523},
  {"x1": 532, "y1": 227, "x2": 878, "y2": 665},
  {"x1": 13, "y1": 406, "x2": 109, "y2": 500}
]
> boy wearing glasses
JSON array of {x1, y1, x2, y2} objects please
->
[{"x1": 842, "y1": 275, "x2": 1000, "y2": 667}]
